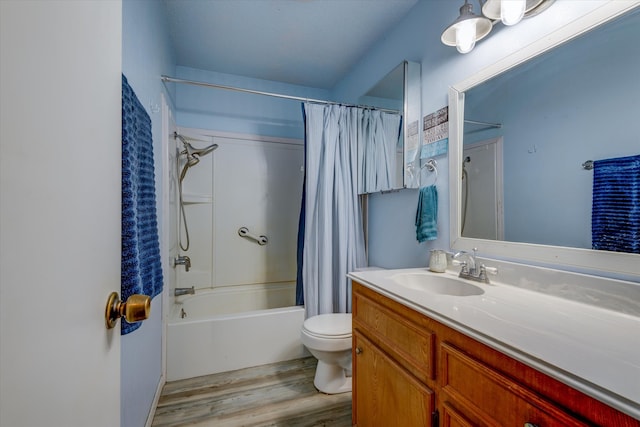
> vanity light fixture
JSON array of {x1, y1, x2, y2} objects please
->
[{"x1": 442, "y1": 0, "x2": 555, "y2": 53}]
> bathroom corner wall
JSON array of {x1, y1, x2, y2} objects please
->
[
  {"x1": 122, "y1": 1, "x2": 176, "y2": 426},
  {"x1": 331, "y1": 0, "x2": 612, "y2": 270}
]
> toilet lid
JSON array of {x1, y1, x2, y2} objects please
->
[{"x1": 303, "y1": 313, "x2": 352, "y2": 339}]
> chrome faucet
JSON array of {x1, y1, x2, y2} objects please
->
[
  {"x1": 174, "y1": 255, "x2": 191, "y2": 272},
  {"x1": 453, "y1": 249, "x2": 477, "y2": 275},
  {"x1": 452, "y1": 248, "x2": 497, "y2": 283},
  {"x1": 174, "y1": 286, "x2": 195, "y2": 296}
]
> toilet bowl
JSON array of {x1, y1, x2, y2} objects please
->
[{"x1": 300, "y1": 313, "x2": 352, "y2": 394}]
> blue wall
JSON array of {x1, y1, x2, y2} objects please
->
[
  {"x1": 331, "y1": 0, "x2": 615, "y2": 269},
  {"x1": 122, "y1": 1, "x2": 175, "y2": 426},
  {"x1": 174, "y1": 66, "x2": 330, "y2": 139}
]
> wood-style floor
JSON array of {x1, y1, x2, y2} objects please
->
[{"x1": 152, "y1": 357, "x2": 353, "y2": 427}]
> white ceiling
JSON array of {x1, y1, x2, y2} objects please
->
[{"x1": 163, "y1": 0, "x2": 419, "y2": 89}]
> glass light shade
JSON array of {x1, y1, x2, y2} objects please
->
[
  {"x1": 441, "y1": 1, "x2": 493, "y2": 54},
  {"x1": 456, "y1": 20, "x2": 477, "y2": 53},
  {"x1": 482, "y1": 0, "x2": 549, "y2": 23},
  {"x1": 501, "y1": 0, "x2": 526, "y2": 26}
]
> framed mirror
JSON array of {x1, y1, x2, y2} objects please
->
[
  {"x1": 358, "y1": 60, "x2": 421, "y2": 194},
  {"x1": 449, "y1": 2, "x2": 640, "y2": 278}
]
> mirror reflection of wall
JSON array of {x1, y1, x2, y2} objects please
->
[{"x1": 462, "y1": 8, "x2": 640, "y2": 251}]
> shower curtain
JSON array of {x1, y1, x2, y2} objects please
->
[{"x1": 299, "y1": 103, "x2": 367, "y2": 318}]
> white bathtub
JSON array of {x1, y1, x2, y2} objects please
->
[{"x1": 166, "y1": 282, "x2": 308, "y2": 381}]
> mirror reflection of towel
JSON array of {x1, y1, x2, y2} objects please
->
[
  {"x1": 416, "y1": 185, "x2": 438, "y2": 242},
  {"x1": 592, "y1": 154, "x2": 640, "y2": 254}
]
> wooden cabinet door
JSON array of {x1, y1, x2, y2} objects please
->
[
  {"x1": 441, "y1": 403, "x2": 477, "y2": 427},
  {"x1": 353, "y1": 331, "x2": 435, "y2": 427}
]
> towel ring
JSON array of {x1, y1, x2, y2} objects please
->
[{"x1": 421, "y1": 159, "x2": 438, "y2": 185}]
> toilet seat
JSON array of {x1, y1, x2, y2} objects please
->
[
  {"x1": 301, "y1": 313, "x2": 352, "y2": 352},
  {"x1": 302, "y1": 313, "x2": 351, "y2": 339}
]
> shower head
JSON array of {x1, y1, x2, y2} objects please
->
[
  {"x1": 175, "y1": 132, "x2": 219, "y2": 182},
  {"x1": 175, "y1": 132, "x2": 218, "y2": 158},
  {"x1": 183, "y1": 140, "x2": 218, "y2": 158}
]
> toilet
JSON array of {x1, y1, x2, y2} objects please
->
[{"x1": 300, "y1": 313, "x2": 353, "y2": 394}]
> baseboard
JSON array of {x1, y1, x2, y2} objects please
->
[{"x1": 145, "y1": 374, "x2": 166, "y2": 427}]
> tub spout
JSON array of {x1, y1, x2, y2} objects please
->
[
  {"x1": 175, "y1": 286, "x2": 195, "y2": 296},
  {"x1": 174, "y1": 255, "x2": 191, "y2": 272}
]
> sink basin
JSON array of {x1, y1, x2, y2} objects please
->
[{"x1": 391, "y1": 273, "x2": 484, "y2": 296}]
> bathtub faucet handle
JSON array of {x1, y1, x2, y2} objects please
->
[{"x1": 174, "y1": 255, "x2": 191, "y2": 272}]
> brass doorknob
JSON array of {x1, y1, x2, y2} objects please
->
[{"x1": 105, "y1": 292, "x2": 151, "y2": 329}]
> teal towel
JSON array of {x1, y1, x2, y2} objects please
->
[{"x1": 416, "y1": 185, "x2": 438, "y2": 242}]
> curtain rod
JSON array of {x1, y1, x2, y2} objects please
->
[
  {"x1": 161, "y1": 75, "x2": 400, "y2": 114},
  {"x1": 464, "y1": 119, "x2": 502, "y2": 128}
]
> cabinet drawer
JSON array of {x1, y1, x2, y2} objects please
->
[
  {"x1": 440, "y1": 343, "x2": 589, "y2": 427},
  {"x1": 353, "y1": 287, "x2": 434, "y2": 381}
]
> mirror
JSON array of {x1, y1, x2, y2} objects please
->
[
  {"x1": 358, "y1": 60, "x2": 421, "y2": 194},
  {"x1": 449, "y1": 3, "x2": 640, "y2": 278}
]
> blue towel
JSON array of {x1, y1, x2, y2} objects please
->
[
  {"x1": 416, "y1": 185, "x2": 438, "y2": 242},
  {"x1": 591, "y1": 154, "x2": 640, "y2": 254},
  {"x1": 121, "y1": 75, "x2": 164, "y2": 335}
]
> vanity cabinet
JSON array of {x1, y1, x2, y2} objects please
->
[{"x1": 352, "y1": 281, "x2": 639, "y2": 427}]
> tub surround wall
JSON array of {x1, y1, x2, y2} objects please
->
[{"x1": 174, "y1": 128, "x2": 303, "y2": 294}]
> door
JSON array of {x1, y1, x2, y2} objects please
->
[
  {"x1": 461, "y1": 138, "x2": 504, "y2": 240},
  {"x1": 0, "y1": 2, "x2": 122, "y2": 426},
  {"x1": 353, "y1": 332, "x2": 435, "y2": 426}
]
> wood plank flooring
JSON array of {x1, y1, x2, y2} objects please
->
[{"x1": 152, "y1": 357, "x2": 352, "y2": 427}]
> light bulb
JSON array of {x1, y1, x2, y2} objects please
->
[
  {"x1": 501, "y1": 0, "x2": 526, "y2": 26},
  {"x1": 456, "y1": 19, "x2": 476, "y2": 54}
]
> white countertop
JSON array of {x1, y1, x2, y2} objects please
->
[{"x1": 348, "y1": 266, "x2": 640, "y2": 420}]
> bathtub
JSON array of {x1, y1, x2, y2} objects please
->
[{"x1": 166, "y1": 282, "x2": 308, "y2": 381}]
